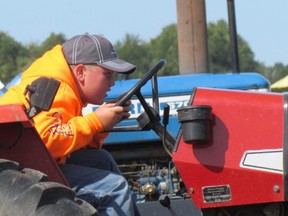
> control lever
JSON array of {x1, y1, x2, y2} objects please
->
[
  {"x1": 162, "y1": 104, "x2": 172, "y2": 157},
  {"x1": 163, "y1": 104, "x2": 170, "y2": 126},
  {"x1": 159, "y1": 195, "x2": 177, "y2": 216}
]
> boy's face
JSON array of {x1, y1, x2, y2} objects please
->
[{"x1": 75, "y1": 64, "x2": 115, "y2": 106}]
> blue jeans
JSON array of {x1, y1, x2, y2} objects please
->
[{"x1": 59, "y1": 148, "x2": 140, "y2": 216}]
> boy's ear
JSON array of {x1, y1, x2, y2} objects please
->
[{"x1": 74, "y1": 64, "x2": 85, "y2": 81}]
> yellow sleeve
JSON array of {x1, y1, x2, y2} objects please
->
[
  {"x1": 89, "y1": 132, "x2": 110, "y2": 149},
  {"x1": 33, "y1": 83, "x2": 107, "y2": 160},
  {"x1": 35, "y1": 108, "x2": 106, "y2": 159}
]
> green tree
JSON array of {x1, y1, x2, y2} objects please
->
[
  {"x1": 26, "y1": 33, "x2": 66, "y2": 62},
  {"x1": 116, "y1": 20, "x2": 259, "y2": 78},
  {"x1": 0, "y1": 32, "x2": 28, "y2": 83},
  {"x1": 237, "y1": 36, "x2": 258, "y2": 72},
  {"x1": 148, "y1": 24, "x2": 179, "y2": 76},
  {"x1": 115, "y1": 34, "x2": 151, "y2": 79},
  {"x1": 39, "y1": 33, "x2": 66, "y2": 56},
  {"x1": 0, "y1": 32, "x2": 67, "y2": 84},
  {"x1": 1, "y1": 22, "x2": 287, "y2": 86},
  {"x1": 208, "y1": 19, "x2": 258, "y2": 73},
  {"x1": 115, "y1": 24, "x2": 179, "y2": 79},
  {"x1": 260, "y1": 62, "x2": 288, "y2": 84}
]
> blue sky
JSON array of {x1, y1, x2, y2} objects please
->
[{"x1": 0, "y1": 0, "x2": 287, "y2": 67}]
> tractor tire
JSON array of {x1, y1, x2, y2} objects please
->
[{"x1": 0, "y1": 159, "x2": 98, "y2": 216}]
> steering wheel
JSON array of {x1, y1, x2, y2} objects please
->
[
  {"x1": 115, "y1": 59, "x2": 166, "y2": 107},
  {"x1": 112, "y1": 59, "x2": 176, "y2": 151}
]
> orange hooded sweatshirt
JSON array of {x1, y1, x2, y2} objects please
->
[{"x1": 0, "y1": 45, "x2": 108, "y2": 163}]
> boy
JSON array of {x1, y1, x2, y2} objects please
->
[{"x1": 0, "y1": 33, "x2": 139, "y2": 216}]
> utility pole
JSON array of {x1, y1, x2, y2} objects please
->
[
  {"x1": 176, "y1": 0, "x2": 209, "y2": 74},
  {"x1": 227, "y1": 0, "x2": 240, "y2": 73}
]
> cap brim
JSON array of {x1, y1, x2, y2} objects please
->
[{"x1": 98, "y1": 59, "x2": 136, "y2": 74}]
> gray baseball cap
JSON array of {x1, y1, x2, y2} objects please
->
[{"x1": 62, "y1": 33, "x2": 136, "y2": 74}]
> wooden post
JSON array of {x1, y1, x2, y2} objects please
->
[{"x1": 176, "y1": 0, "x2": 209, "y2": 74}]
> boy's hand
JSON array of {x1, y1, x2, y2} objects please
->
[{"x1": 94, "y1": 100, "x2": 131, "y2": 131}]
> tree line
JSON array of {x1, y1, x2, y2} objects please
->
[{"x1": 0, "y1": 20, "x2": 287, "y2": 85}]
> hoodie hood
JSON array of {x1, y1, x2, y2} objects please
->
[{"x1": 21, "y1": 45, "x2": 79, "y2": 99}]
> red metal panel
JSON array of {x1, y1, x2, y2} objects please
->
[
  {"x1": 0, "y1": 104, "x2": 31, "y2": 127},
  {"x1": 0, "y1": 104, "x2": 68, "y2": 186},
  {"x1": 173, "y1": 88, "x2": 284, "y2": 208}
]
